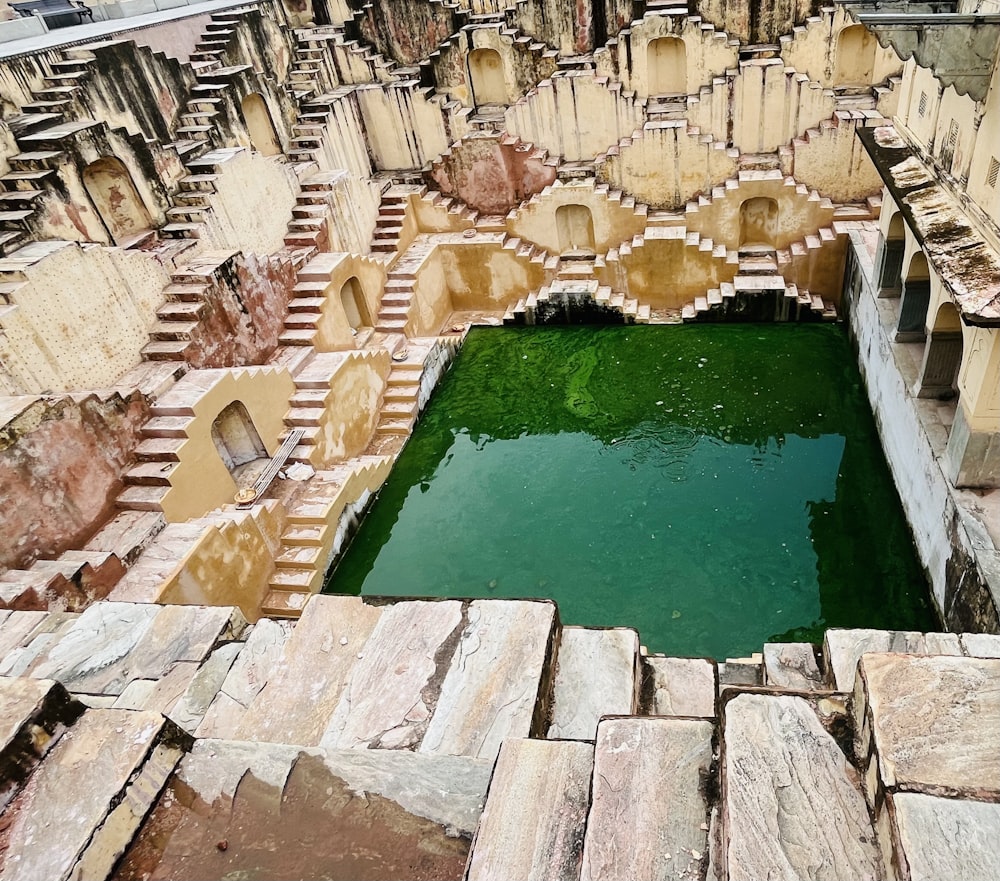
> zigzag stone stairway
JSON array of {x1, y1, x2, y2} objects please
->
[{"x1": 0, "y1": 594, "x2": 996, "y2": 880}]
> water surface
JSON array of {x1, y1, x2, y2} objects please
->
[{"x1": 326, "y1": 326, "x2": 934, "y2": 658}]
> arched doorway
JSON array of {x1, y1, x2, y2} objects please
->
[
  {"x1": 917, "y1": 303, "x2": 964, "y2": 399},
  {"x1": 897, "y1": 251, "x2": 931, "y2": 342},
  {"x1": 834, "y1": 25, "x2": 877, "y2": 86},
  {"x1": 556, "y1": 204, "x2": 596, "y2": 253},
  {"x1": 739, "y1": 198, "x2": 779, "y2": 248},
  {"x1": 647, "y1": 36, "x2": 687, "y2": 95},
  {"x1": 469, "y1": 48, "x2": 507, "y2": 106},
  {"x1": 82, "y1": 157, "x2": 152, "y2": 244},
  {"x1": 211, "y1": 401, "x2": 267, "y2": 475},
  {"x1": 876, "y1": 212, "x2": 906, "y2": 297},
  {"x1": 241, "y1": 93, "x2": 281, "y2": 157},
  {"x1": 340, "y1": 277, "x2": 371, "y2": 331}
]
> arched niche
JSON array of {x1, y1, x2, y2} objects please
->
[
  {"x1": 877, "y1": 211, "x2": 906, "y2": 297},
  {"x1": 917, "y1": 302, "x2": 964, "y2": 399},
  {"x1": 211, "y1": 401, "x2": 267, "y2": 475},
  {"x1": 241, "y1": 93, "x2": 282, "y2": 157},
  {"x1": 556, "y1": 204, "x2": 596, "y2": 254},
  {"x1": 896, "y1": 251, "x2": 932, "y2": 342},
  {"x1": 739, "y1": 197, "x2": 779, "y2": 248},
  {"x1": 834, "y1": 25, "x2": 877, "y2": 87},
  {"x1": 647, "y1": 36, "x2": 687, "y2": 95},
  {"x1": 340, "y1": 277, "x2": 372, "y2": 331},
  {"x1": 469, "y1": 48, "x2": 507, "y2": 106},
  {"x1": 82, "y1": 157, "x2": 152, "y2": 245}
]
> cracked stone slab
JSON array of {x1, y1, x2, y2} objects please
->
[
  {"x1": 466, "y1": 738, "x2": 593, "y2": 881},
  {"x1": 116, "y1": 739, "x2": 486, "y2": 881},
  {"x1": 823, "y1": 629, "x2": 962, "y2": 691},
  {"x1": 28, "y1": 602, "x2": 161, "y2": 695},
  {"x1": 0, "y1": 709, "x2": 189, "y2": 881},
  {"x1": 856, "y1": 652, "x2": 1000, "y2": 799},
  {"x1": 582, "y1": 717, "x2": 713, "y2": 881},
  {"x1": 419, "y1": 599, "x2": 556, "y2": 760},
  {"x1": 0, "y1": 677, "x2": 83, "y2": 812},
  {"x1": 320, "y1": 600, "x2": 465, "y2": 751},
  {"x1": 884, "y1": 792, "x2": 1000, "y2": 881},
  {"x1": 959, "y1": 632, "x2": 1000, "y2": 658},
  {"x1": 763, "y1": 643, "x2": 824, "y2": 691},
  {"x1": 234, "y1": 595, "x2": 383, "y2": 746},
  {"x1": 643, "y1": 656, "x2": 716, "y2": 718},
  {"x1": 547, "y1": 627, "x2": 638, "y2": 740},
  {"x1": 196, "y1": 618, "x2": 293, "y2": 739},
  {"x1": 722, "y1": 693, "x2": 880, "y2": 881}
]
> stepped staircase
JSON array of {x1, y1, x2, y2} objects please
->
[
  {"x1": 0, "y1": 550, "x2": 125, "y2": 612},
  {"x1": 261, "y1": 456, "x2": 394, "y2": 617}
]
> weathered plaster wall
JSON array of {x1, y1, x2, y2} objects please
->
[
  {"x1": 430, "y1": 134, "x2": 557, "y2": 215},
  {"x1": 505, "y1": 73, "x2": 644, "y2": 162},
  {"x1": 0, "y1": 242, "x2": 170, "y2": 395},
  {"x1": 158, "y1": 502, "x2": 286, "y2": 621},
  {"x1": 128, "y1": 13, "x2": 216, "y2": 63},
  {"x1": 170, "y1": 250, "x2": 297, "y2": 369},
  {"x1": 612, "y1": 14, "x2": 739, "y2": 98},
  {"x1": 198, "y1": 149, "x2": 299, "y2": 255},
  {"x1": 783, "y1": 115, "x2": 884, "y2": 203},
  {"x1": 508, "y1": 179, "x2": 647, "y2": 254},
  {"x1": 307, "y1": 253, "x2": 386, "y2": 352},
  {"x1": 597, "y1": 122, "x2": 737, "y2": 210},
  {"x1": 695, "y1": 0, "x2": 818, "y2": 45},
  {"x1": 304, "y1": 350, "x2": 388, "y2": 467},
  {"x1": 159, "y1": 367, "x2": 295, "y2": 522},
  {"x1": 438, "y1": 239, "x2": 547, "y2": 311},
  {"x1": 350, "y1": 0, "x2": 458, "y2": 66},
  {"x1": 847, "y1": 231, "x2": 1000, "y2": 632},
  {"x1": 0, "y1": 392, "x2": 149, "y2": 570}
]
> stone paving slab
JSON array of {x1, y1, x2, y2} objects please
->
[
  {"x1": 420, "y1": 599, "x2": 556, "y2": 760},
  {"x1": 234, "y1": 595, "x2": 384, "y2": 746},
  {"x1": 547, "y1": 626, "x2": 638, "y2": 740},
  {"x1": 885, "y1": 792, "x2": 1000, "y2": 881},
  {"x1": 959, "y1": 632, "x2": 1000, "y2": 658},
  {"x1": 0, "y1": 709, "x2": 189, "y2": 881},
  {"x1": 321, "y1": 600, "x2": 465, "y2": 750},
  {"x1": 763, "y1": 642, "x2": 824, "y2": 691},
  {"x1": 824, "y1": 629, "x2": 962, "y2": 691},
  {"x1": 582, "y1": 717, "x2": 713, "y2": 881},
  {"x1": 196, "y1": 618, "x2": 294, "y2": 739},
  {"x1": 0, "y1": 677, "x2": 83, "y2": 812},
  {"x1": 722, "y1": 693, "x2": 880, "y2": 881},
  {"x1": 466, "y1": 738, "x2": 593, "y2": 881},
  {"x1": 855, "y1": 652, "x2": 1000, "y2": 799},
  {"x1": 643, "y1": 656, "x2": 716, "y2": 718},
  {"x1": 115, "y1": 739, "x2": 487, "y2": 881}
]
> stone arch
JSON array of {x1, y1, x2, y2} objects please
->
[
  {"x1": 877, "y1": 211, "x2": 906, "y2": 296},
  {"x1": 340, "y1": 277, "x2": 372, "y2": 330},
  {"x1": 834, "y1": 25, "x2": 877, "y2": 87},
  {"x1": 211, "y1": 400, "x2": 267, "y2": 475},
  {"x1": 82, "y1": 157, "x2": 152, "y2": 245},
  {"x1": 241, "y1": 93, "x2": 281, "y2": 157},
  {"x1": 647, "y1": 36, "x2": 687, "y2": 95},
  {"x1": 739, "y1": 197, "x2": 779, "y2": 247},
  {"x1": 917, "y1": 302, "x2": 964, "y2": 399},
  {"x1": 896, "y1": 251, "x2": 931, "y2": 341},
  {"x1": 556, "y1": 204, "x2": 596, "y2": 253},
  {"x1": 469, "y1": 48, "x2": 507, "y2": 106}
]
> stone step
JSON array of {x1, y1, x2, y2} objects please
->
[
  {"x1": 547, "y1": 626, "x2": 638, "y2": 740},
  {"x1": 582, "y1": 717, "x2": 714, "y2": 881},
  {"x1": 823, "y1": 628, "x2": 963, "y2": 691},
  {"x1": 318, "y1": 600, "x2": 466, "y2": 751},
  {"x1": 721, "y1": 692, "x2": 880, "y2": 880},
  {"x1": 762, "y1": 642, "x2": 824, "y2": 691},
  {"x1": 123, "y1": 462, "x2": 175, "y2": 487},
  {"x1": 116, "y1": 485, "x2": 168, "y2": 511},
  {"x1": 466, "y1": 738, "x2": 594, "y2": 881},
  {"x1": 0, "y1": 677, "x2": 83, "y2": 813},
  {"x1": 642, "y1": 655, "x2": 717, "y2": 718},
  {"x1": 259, "y1": 588, "x2": 310, "y2": 619},
  {"x1": 0, "y1": 708, "x2": 189, "y2": 881}
]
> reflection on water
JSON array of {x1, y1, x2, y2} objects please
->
[{"x1": 326, "y1": 326, "x2": 934, "y2": 659}]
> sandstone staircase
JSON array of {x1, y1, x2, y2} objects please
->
[{"x1": 0, "y1": 550, "x2": 125, "y2": 612}]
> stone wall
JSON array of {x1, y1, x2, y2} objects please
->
[
  {"x1": 0, "y1": 391, "x2": 150, "y2": 569},
  {"x1": 846, "y1": 232, "x2": 1000, "y2": 631}
]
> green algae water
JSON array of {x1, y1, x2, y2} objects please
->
[{"x1": 325, "y1": 326, "x2": 934, "y2": 659}]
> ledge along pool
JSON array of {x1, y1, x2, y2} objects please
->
[{"x1": 325, "y1": 325, "x2": 935, "y2": 659}]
